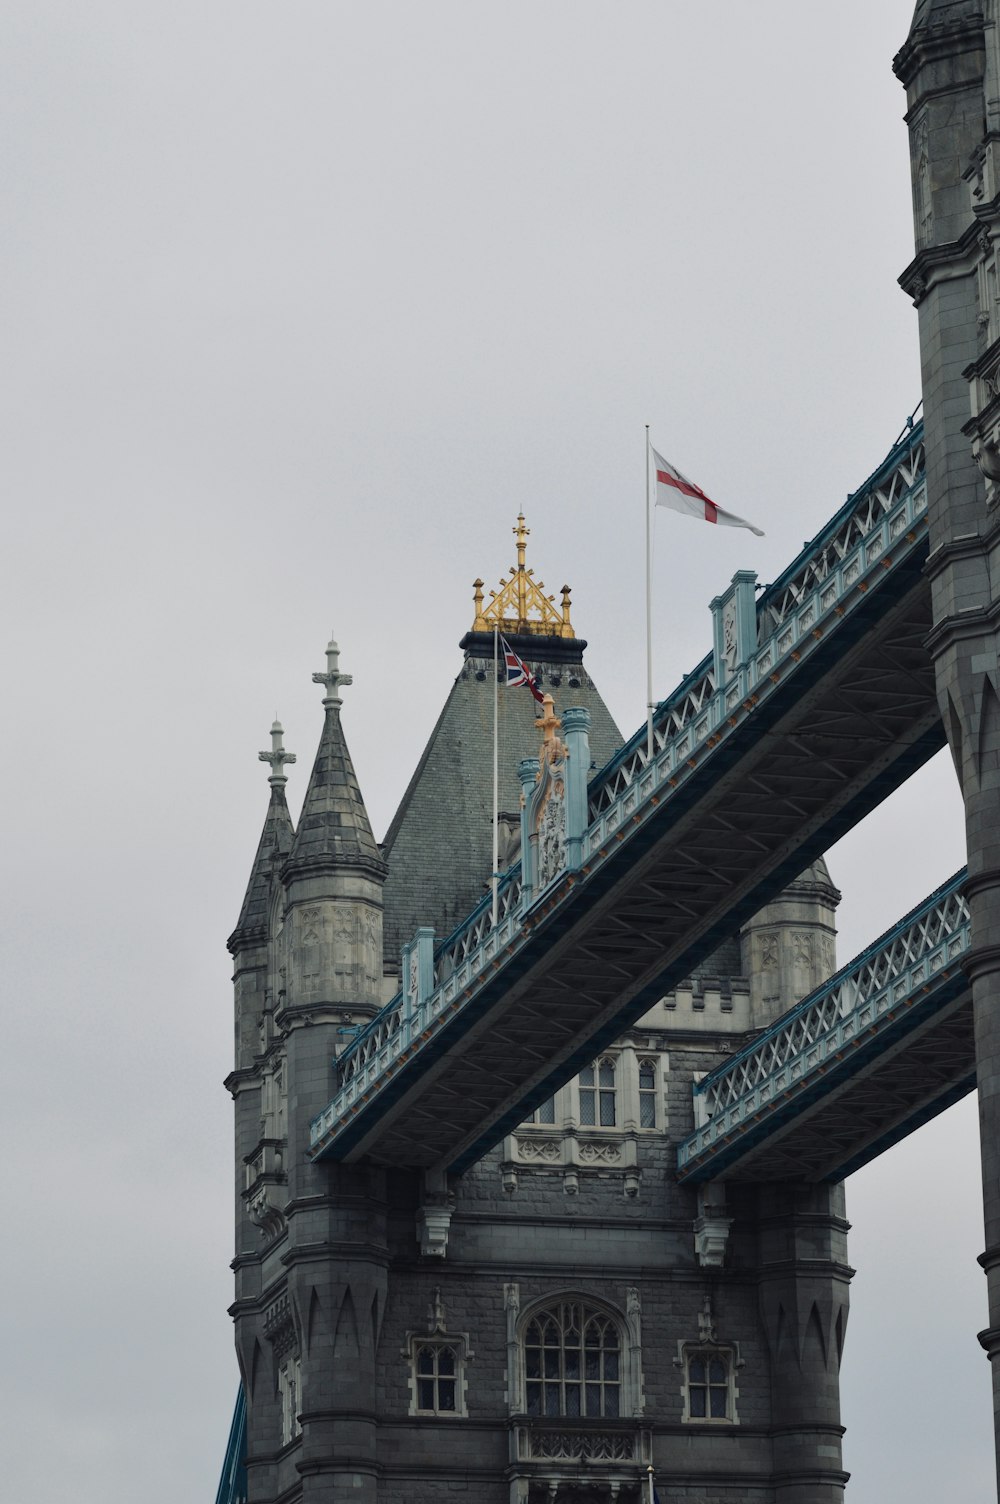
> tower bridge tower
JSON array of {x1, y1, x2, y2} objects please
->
[
  {"x1": 897, "y1": 2, "x2": 1000, "y2": 1489},
  {"x1": 225, "y1": 520, "x2": 854, "y2": 1503}
]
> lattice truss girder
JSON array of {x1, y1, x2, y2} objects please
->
[
  {"x1": 718, "y1": 1001, "x2": 976, "y2": 1182},
  {"x1": 351, "y1": 579, "x2": 942, "y2": 1170},
  {"x1": 698, "y1": 880, "x2": 970, "y2": 1116}
]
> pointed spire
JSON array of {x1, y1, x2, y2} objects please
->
[
  {"x1": 285, "y1": 632, "x2": 386, "y2": 882},
  {"x1": 228, "y1": 722, "x2": 297, "y2": 953}
]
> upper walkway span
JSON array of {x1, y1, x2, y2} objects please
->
[
  {"x1": 311, "y1": 420, "x2": 943, "y2": 1172},
  {"x1": 676, "y1": 869, "x2": 973, "y2": 1184}
]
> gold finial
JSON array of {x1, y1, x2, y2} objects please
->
[
  {"x1": 514, "y1": 513, "x2": 530, "y2": 571},
  {"x1": 472, "y1": 578, "x2": 487, "y2": 631},
  {"x1": 472, "y1": 515, "x2": 575, "y2": 638}
]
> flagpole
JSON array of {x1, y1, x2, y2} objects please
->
[
  {"x1": 647, "y1": 1463, "x2": 656, "y2": 1504},
  {"x1": 492, "y1": 623, "x2": 499, "y2": 926},
  {"x1": 645, "y1": 424, "x2": 654, "y2": 760}
]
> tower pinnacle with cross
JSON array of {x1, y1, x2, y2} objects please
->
[
  {"x1": 259, "y1": 720, "x2": 296, "y2": 787},
  {"x1": 312, "y1": 631, "x2": 353, "y2": 708}
]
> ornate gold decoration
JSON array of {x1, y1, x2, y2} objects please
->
[{"x1": 471, "y1": 514, "x2": 575, "y2": 637}]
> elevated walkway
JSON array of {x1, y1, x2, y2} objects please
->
[
  {"x1": 311, "y1": 421, "x2": 942, "y2": 1172},
  {"x1": 676, "y1": 869, "x2": 973, "y2": 1183}
]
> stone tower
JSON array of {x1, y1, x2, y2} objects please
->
[
  {"x1": 896, "y1": 3, "x2": 1000, "y2": 1490},
  {"x1": 225, "y1": 520, "x2": 853, "y2": 1502}
]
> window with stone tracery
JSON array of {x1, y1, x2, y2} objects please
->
[
  {"x1": 523, "y1": 1300, "x2": 622, "y2": 1418},
  {"x1": 406, "y1": 1332, "x2": 470, "y2": 1418},
  {"x1": 680, "y1": 1345, "x2": 738, "y2": 1424},
  {"x1": 415, "y1": 1342, "x2": 458, "y2": 1412},
  {"x1": 638, "y1": 1057, "x2": 657, "y2": 1127},
  {"x1": 514, "y1": 1051, "x2": 667, "y2": 1141},
  {"x1": 578, "y1": 1057, "x2": 617, "y2": 1127}
]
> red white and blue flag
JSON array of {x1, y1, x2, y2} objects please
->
[
  {"x1": 501, "y1": 635, "x2": 545, "y2": 704},
  {"x1": 652, "y1": 445, "x2": 764, "y2": 536}
]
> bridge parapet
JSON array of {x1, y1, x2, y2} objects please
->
[{"x1": 677, "y1": 868, "x2": 970, "y2": 1182}]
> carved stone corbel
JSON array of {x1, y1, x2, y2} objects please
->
[
  {"x1": 416, "y1": 1167, "x2": 454, "y2": 1257},
  {"x1": 693, "y1": 1183, "x2": 733, "y2": 1268}
]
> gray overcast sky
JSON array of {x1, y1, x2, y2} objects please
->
[{"x1": 2, "y1": 2, "x2": 985, "y2": 1499}]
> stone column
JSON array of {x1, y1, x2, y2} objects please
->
[
  {"x1": 896, "y1": 8, "x2": 1000, "y2": 1483},
  {"x1": 756, "y1": 1184, "x2": 852, "y2": 1504}
]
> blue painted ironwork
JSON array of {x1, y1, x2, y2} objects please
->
[
  {"x1": 587, "y1": 419, "x2": 927, "y2": 820},
  {"x1": 214, "y1": 1388, "x2": 247, "y2": 1504},
  {"x1": 676, "y1": 868, "x2": 970, "y2": 1182},
  {"x1": 311, "y1": 419, "x2": 928, "y2": 1161}
]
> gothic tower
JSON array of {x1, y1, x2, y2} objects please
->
[
  {"x1": 225, "y1": 521, "x2": 852, "y2": 1502},
  {"x1": 896, "y1": 3, "x2": 1000, "y2": 1488}
]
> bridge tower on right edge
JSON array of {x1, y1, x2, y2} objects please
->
[{"x1": 897, "y1": 1, "x2": 1000, "y2": 1488}]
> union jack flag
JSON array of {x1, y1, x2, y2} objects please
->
[{"x1": 500, "y1": 635, "x2": 545, "y2": 704}]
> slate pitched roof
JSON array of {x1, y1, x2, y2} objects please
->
[
  {"x1": 228, "y1": 787, "x2": 294, "y2": 952},
  {"x1": 285, "y1": 705, "x2": 386, "y2": 882},
  {"x1": 381, "y1": 631, "x2": 622, "y2": 968}
]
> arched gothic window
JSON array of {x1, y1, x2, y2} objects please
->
[{"x1": 524, "y1": 1300, "x2": 622, "y2": 1417}]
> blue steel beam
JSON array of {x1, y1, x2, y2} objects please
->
[
  {"x1": 676, "y1": 870, "x2": 973, "y2": 1184},
  {"x1": 214, "y1": 1388, "x2": 247, "y2": 1504},
  {"x1": 311, "y1": 420, "x2": 940, "y2": 1171}
]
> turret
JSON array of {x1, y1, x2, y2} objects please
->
[
  {"x1": 278, "y1": 632, "x2": 387, "y2": 1021},
  {"x1": 272, "y1": 634, "x2": 389, "y2": 1504},
  {"x1": 740, "y1": 857, "x2": 841, "y2": 1029},
  {"x1": 228, "y1": 720, "x2": 296, "y2": 1072}
]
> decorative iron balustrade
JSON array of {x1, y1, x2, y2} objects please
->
[
  {"x1": 434, "y1": 863, "x2": 523, "y2": 986},
  {"x1": 676, "y1": 869, "x2": 970, "y2": 1176},
  {"x1": 759, "y1": 426, "x2": 925, "y2": 636},
  {"x1": 586, "y1": 419, "x2": 926, "y2": 821},
  {"x1": 310, "y1": 420, "x2": 929, "y2": 1160}
]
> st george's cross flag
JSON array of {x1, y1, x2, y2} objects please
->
[
  {"x1": 652, "y1": 445, "x2": 764, "y2": 536},
  {"x1": 500, "y1": 635, "x2": 545, "y2": 704}
]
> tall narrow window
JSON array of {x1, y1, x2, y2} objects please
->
[
  {"x1": 415, "y1": 1343, "x2": 457, "y2": 1413},
  {"x1": 685, "y1": 1349, "x2": 734, "y2": 1421},
  {"x1": 638, "y1": 1058, "x2": 657, "y2": 1128},
  {"x1": 406, "y1": 1335, "x2": 470, "y2": 1417},
  {"x1": 529, "y1": 1096, "x2": 555, "y2": 1124},
  {"x1": 277, "y1": 1356, "x2": 301, "y2": 1444},
  {"x1": 524, "y1": 1301, "x2": 621, "y2": 1418},
  {"x1": 579, "y1": 1058, "x2": 616, "y2": 1126}
]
